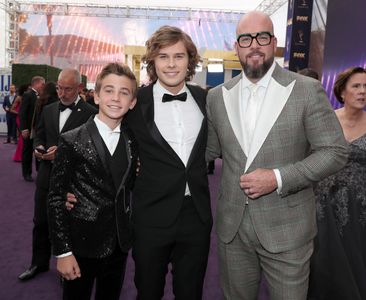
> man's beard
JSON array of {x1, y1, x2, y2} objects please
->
[{"x1": 242, "y1": 55, "x2": 274, "y2": 80}]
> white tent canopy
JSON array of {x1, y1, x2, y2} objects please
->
[{"x1": 0, "y1": 0, "x2": 289, "y2": 68}]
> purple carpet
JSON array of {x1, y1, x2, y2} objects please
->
[{"x1": 0, "y1": 140, "x2": 269, "y2": 299}]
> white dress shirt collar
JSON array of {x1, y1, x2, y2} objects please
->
[
  {"x1": 31, "y1": 88, "x2": 39, "y2": 96},
  {"x1": 94, "y1": 115, "x2": 121, "y2": 155},
  {"x1": 59, "y1": 96, "x2": 82, "y2": 132}
]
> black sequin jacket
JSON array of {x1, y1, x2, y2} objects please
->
[{"x1": 48, "y1": 117, "x2": 138, "y2": 258}]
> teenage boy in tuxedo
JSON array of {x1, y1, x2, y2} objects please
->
[{"x1": 48, "y1": 63, "x2": 138, "y2": 300}]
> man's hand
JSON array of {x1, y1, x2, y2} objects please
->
[
  {"x1": 34, "y1": 146, "x2": 45, "y2": 159},
  {"x1": 21, "y1": 129, "x2": 30, "y2": 139},
  {"x1": 42, "y1": 145, "x2": 57, "y2": 161},
  {"x1": 240, "y1": 168, "x2": 278, "y2": 199},
  {"x1": 57, "y1": 255, "x2": 81, "y2": 280},
  {"x1": 66, "y1": 193, "x2": 77, "y2": 210}
]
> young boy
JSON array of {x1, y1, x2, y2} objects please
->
[{"x1": 48, "y1": 63, "x2": 138, "y2": 300}]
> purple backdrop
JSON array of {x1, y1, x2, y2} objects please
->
[{"x1": 321, "y1": 0, "x2": 366, "y2": 108}]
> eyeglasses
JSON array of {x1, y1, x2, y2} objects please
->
[
  {"x1": 56, "y1": 85, "x2": 76, "y2": 93},
  {"x1": 236, "y1": 31, "x2": 274, "y2": 48}
]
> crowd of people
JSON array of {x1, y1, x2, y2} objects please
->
[{"x1": 2, "y1": 9, "x2": 365, "y2": 300}]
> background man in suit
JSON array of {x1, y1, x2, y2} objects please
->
[
  {"x1": 18, "y1": 68, "x2": 97, "y2": 281},
  {"x1": 48, "y1": 63, "x2": 138, "y2": 300},
  {"x1": 2, "y1": 84, "x2": 17, "y2": 144},
  {"x1": 127, "y1": 26, "x2": 212, "y2": 299},
  {"x1": 206, "y1": 11, "x2": 348, "y2": 300},
  {"x1": 19, "y1": 76, "x2": 45, "y2": 182}
]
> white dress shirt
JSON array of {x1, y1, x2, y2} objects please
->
[
  {"x1": 240, "y1": 62, "x2": 282, "y2": 191},
  {"x1": 153, "y1": 80, "x2": 203, "y2": 195},
  {"x1": 94, "y1": 115, "x2": 121, "y2": 155},
  {"x1": 59, "y1": 97, "x2": 80, "y2": 132},
  {"x1": 9, "y1": 94, "x2": 16, "y2": 104}
]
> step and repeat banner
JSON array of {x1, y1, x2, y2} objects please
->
[
  {"x1": 0, "y1": 71, "x2": 12, "y2": 135},
  {"x1": 284, "y1": 0, "x2": 313, "y2": 72}
]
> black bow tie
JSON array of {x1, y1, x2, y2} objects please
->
[
  {"x1": 59, "y1": 102, "x2": 75, "y2": 112},
  {"x1": 162, "y1": 92, "x2": 187, "y2": 103}
]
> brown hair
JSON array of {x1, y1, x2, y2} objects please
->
[
  {"x1": 95, "y1": 63, "x2": 137, "y2": 97},
  {"x1": 143, "y1": 25, "x2": 199, "y2": 82},
  {"x1": 36, "y1": 81, "x2": 57, "y2": 115},
  {"x1": 333, "y1": 67, "x2": 366, "y2": 103}
]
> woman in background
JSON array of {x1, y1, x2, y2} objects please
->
[
  {"x1": 309, "y1": 67, "x2": 366, "y2": 300},
  {"x1": 11, "y1": 84, "x2": 30, "y2": 162},
  {"x1": 33, "y1": 81, "x2": 58, "y2": 131}
]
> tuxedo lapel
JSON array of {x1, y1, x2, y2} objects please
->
[
  {"x1": 186, "y1": 85, "x2": 206, "y2": 169},
  {"x1": 50, "y1": 103, "x2": 61, "y2": 136},
  {"x1": 244, "y1": 76, "x2": 296, "y2": 172},
  {"x1": 222, "y1": 75, "x2": 246, "y2": 155},
  {"x1": 187, "y1": 85, "x2": 206, "y2": 115},
  {"x1": 61, "y1": 101, "x2": 86, "y2": 133},
  {"x1": 139, "y1": 85, "x2": 183, "y2": 163},
  {"x1": 85, "y1": 119, "x2": 110, "y2": 176}
]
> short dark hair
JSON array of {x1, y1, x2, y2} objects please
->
[
  {"x1": 143, "y1": 25, "x2": 199, "y2": 82},
  {"x1": 298, "y1": 68, "x2": 319, "y2": 80},
  {"x1": 95, "y1": 63, "x2": 137, "y2": 97},
  {"x1": 333, "y1": 67, "x2": 366, "y2": 103},
  {"x1": 31, "y1": 76, "x2": 45, "y2": 86}
]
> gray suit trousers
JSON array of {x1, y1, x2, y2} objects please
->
[{"x1": 218, "y1": 208, "x2": 313, "y2": 300}]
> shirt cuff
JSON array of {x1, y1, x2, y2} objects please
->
[
  {"x1": 273, "y1": 169, "x2": 282, "y2": 194},
  {"x1": 56, "y1": 251, "x2": 73, "y2": 258}
]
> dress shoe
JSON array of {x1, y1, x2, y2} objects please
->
[
  {"x1": 18, "y1": 265, "x2": 49, "y2": 281},
  {"x1": 24, "y1": 175, "x2": 33, "y2": 182},
  {"x1": 3, "y1": 140, "x2": 10, "y2": 144}
]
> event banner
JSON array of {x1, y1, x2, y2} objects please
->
[
  {"x1": 284, "y1": 0, "x2": 313, "y2": 71},
  {"x1": 0, "y1": 71, "x2": 12, "y2": 135}
]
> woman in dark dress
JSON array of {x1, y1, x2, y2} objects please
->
[{"x1": 309, "y1": 67, "x2": 366, "y2": 300}]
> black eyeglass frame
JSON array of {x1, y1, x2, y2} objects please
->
[{"x1": 236, "y1": 31, "x2": 274, "y2": 48}]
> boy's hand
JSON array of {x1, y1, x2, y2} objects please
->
[
  {"x1": 66, "y1": 193, "x2": 77, "y2": 210},
  {"x1": 57, "y1": 255, "x2": 81, "y2": 280}
]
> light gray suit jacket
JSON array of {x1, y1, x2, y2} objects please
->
[{"x1": 206, "y1": 63, "x2": 348, "y2": 253}]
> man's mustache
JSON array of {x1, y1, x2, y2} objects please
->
[{"x1": 246, "y1": 51, "x2": 265, "y2": 58}]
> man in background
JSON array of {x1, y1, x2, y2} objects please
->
[
  {"x1": 2, "y1": 84, "x2": 17, "y2": 144},
  {"x1": 18, "y1": 69, "x2": 96, "y2": 281},
  {"x1": 19, "y1": 76, "x2": 45, "y2": 182}
]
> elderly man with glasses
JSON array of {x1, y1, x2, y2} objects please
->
[{"x1": 18, "y1": 68, "x2": 97, "y2": 281}]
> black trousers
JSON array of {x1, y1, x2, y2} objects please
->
[
  {"x1": 63, "y1": 246, "x2": 128, "y2": 300},
  {"x1": 22, "y1": 137, "x2": 33, "y2": 177},
  {"x1": 133, "y1": 196, "x2": 212, "y2": 300},
  {"x1": 31, "y1": 183, "x2": 51, "y2": 267},
  {"x1": 5, "y1": 112, "x2": 17, "y2": 141}
]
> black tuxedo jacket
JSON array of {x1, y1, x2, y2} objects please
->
[
  {"x1": 127, "y1": 83, "x2": 212, "y2": 227},
  {"x1": 34, "y1": 100, "x2": 97, "y2": 189},
  {"x1": 19, "y1": 89, "x2": 37, "y2": 133},
  {"x1": 48, "y1": 118, "x2": 138, "y2": 258}
]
